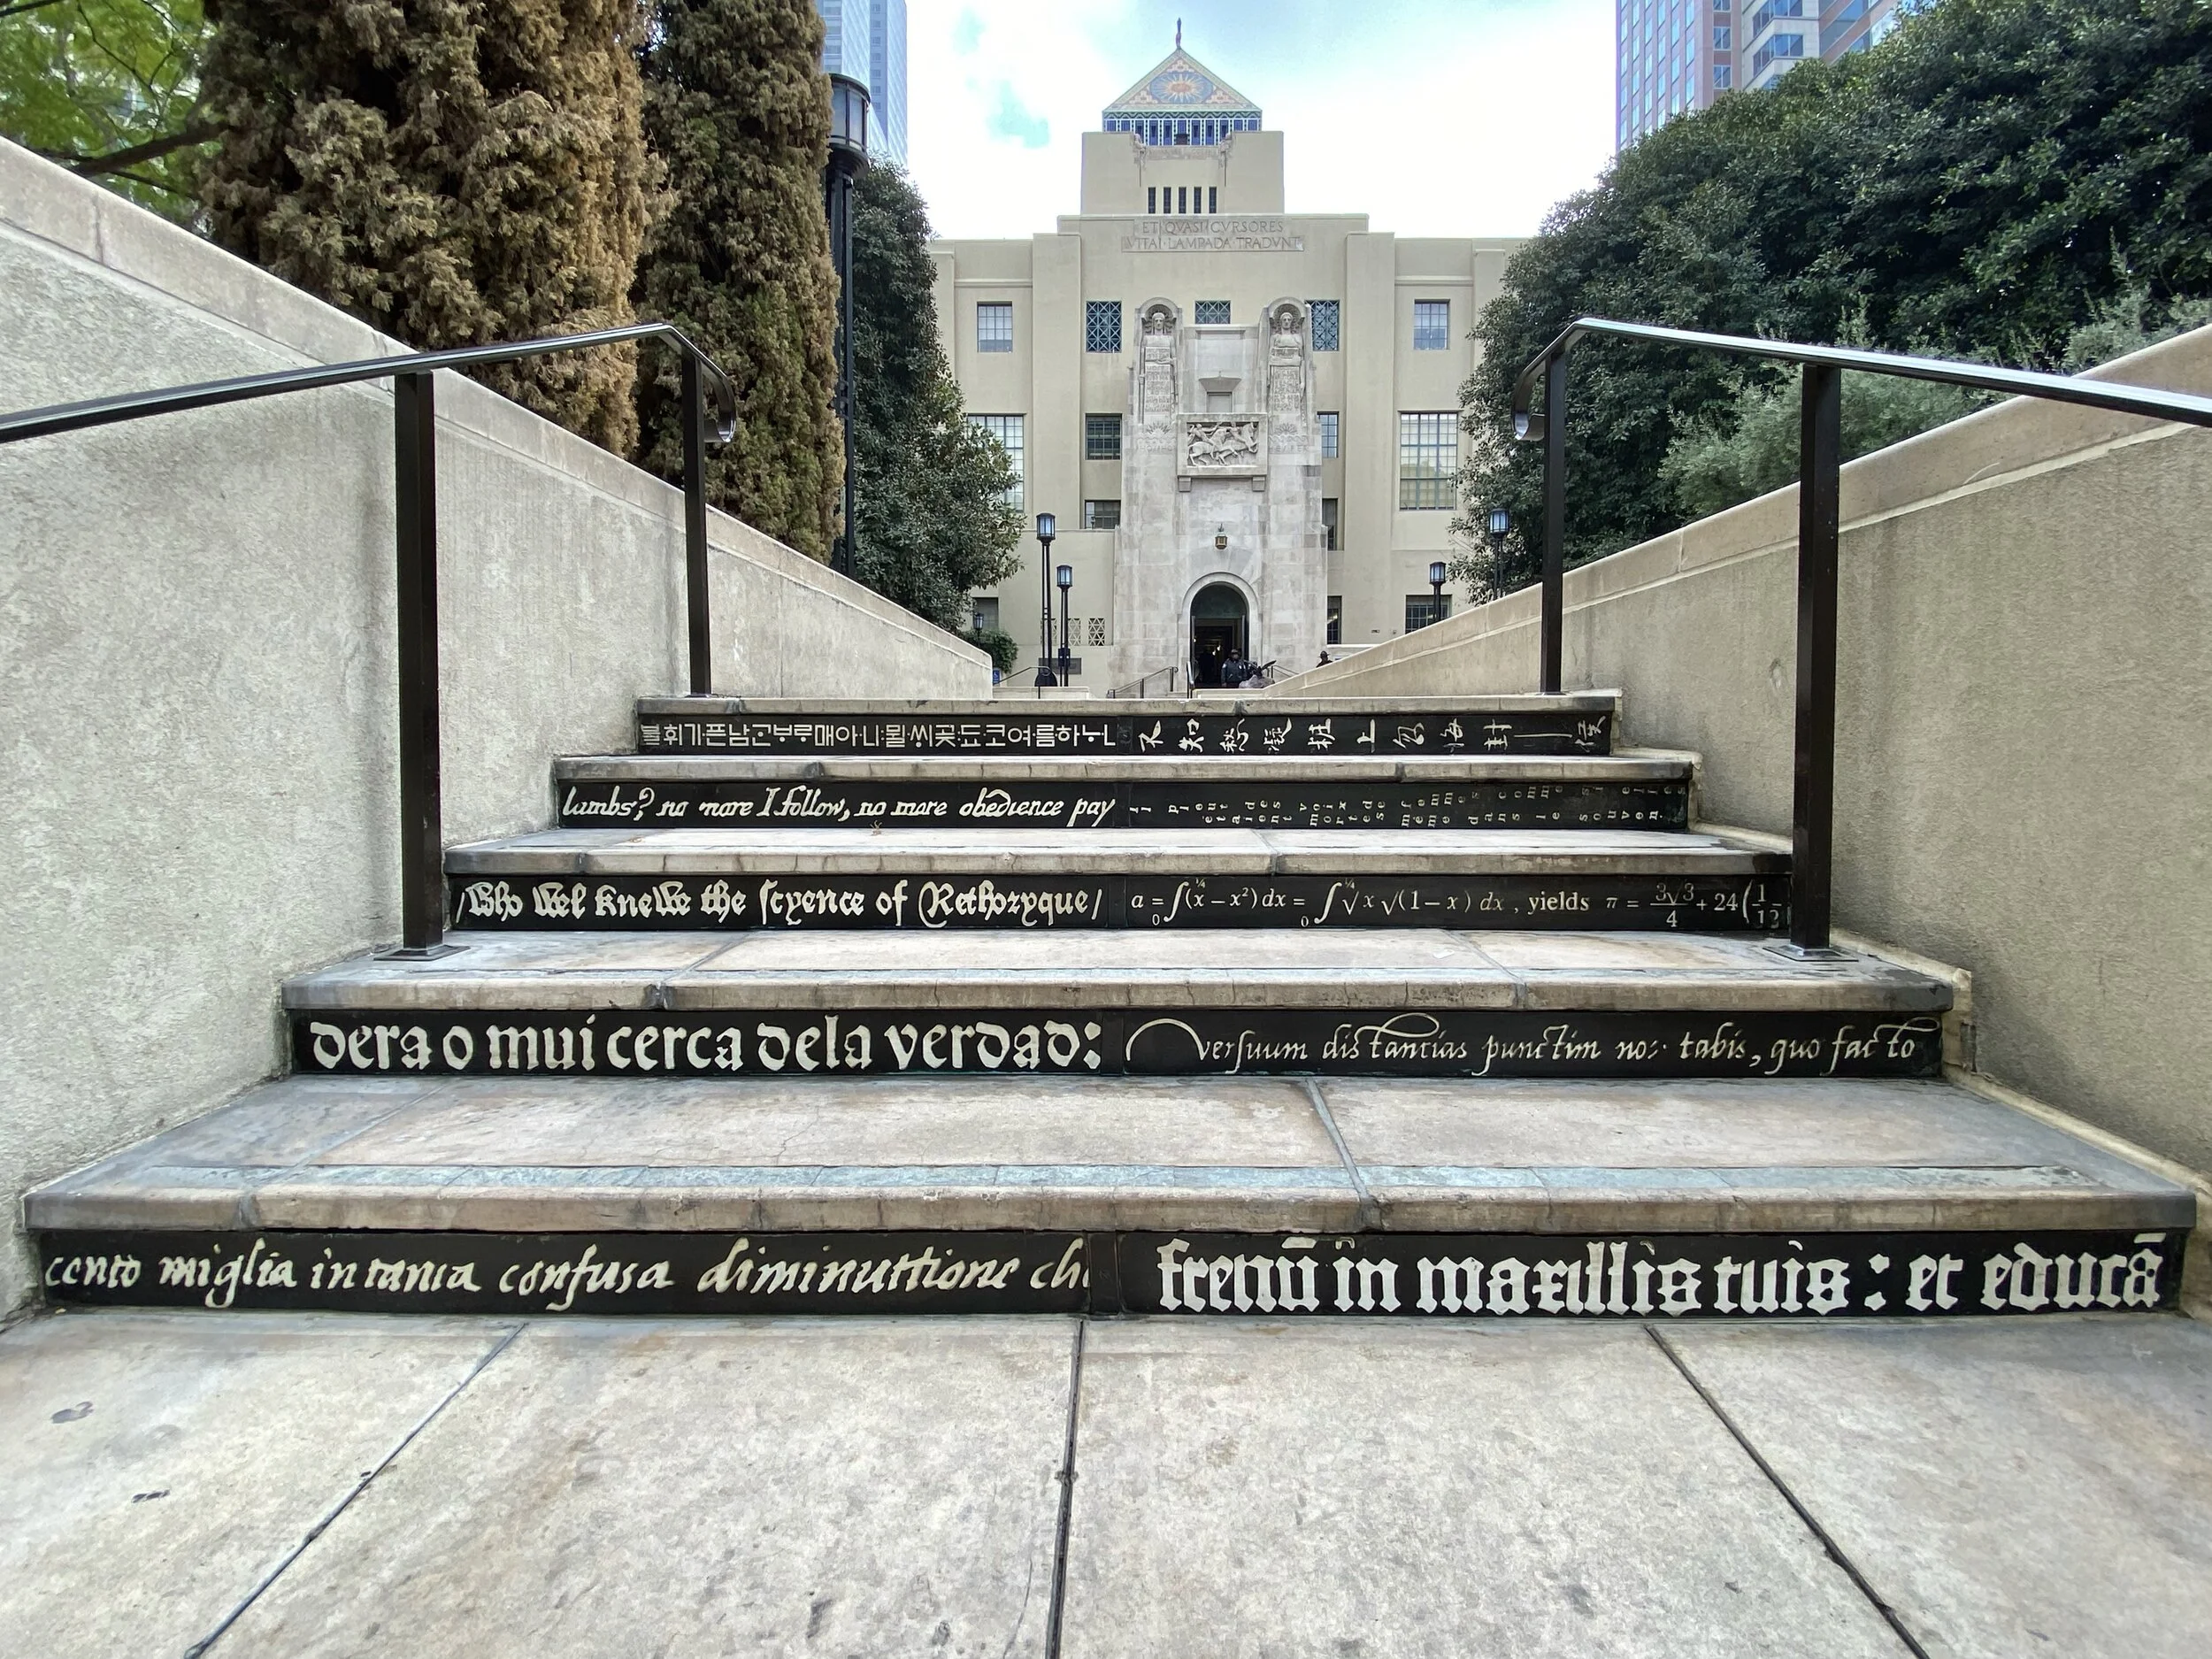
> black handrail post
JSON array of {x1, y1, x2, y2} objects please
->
[
  {"x1": 681, "y1": 352, "x2": 711, "y2": 695},
  {"x1": 387, "y1": 371, "x2": 457, "y2": 958},
  {"x1": 1788, "y1": 362, "x2": 1844, "y2": 954},
  {"x1": 1540, "y1": 351, "x2": 1567, "y2": 696}
]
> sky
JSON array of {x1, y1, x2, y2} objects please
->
[{"x1": 904, "y1": 0, "x2": 1618, "y2": 242}]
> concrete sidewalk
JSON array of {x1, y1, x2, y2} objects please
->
[{"x1": 2, "y1": 1311, "x2": 2207, "y2": 1657}]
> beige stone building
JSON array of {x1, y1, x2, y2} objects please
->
[{"x1": 933, "y1": 47, "x2": 1521, "y2": 687}]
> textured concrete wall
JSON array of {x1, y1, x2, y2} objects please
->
[
  {"x1": 1275, "y1": 326, "x2": 2212, "y2": 1177},
  {"x1": 0, "y1": 142, "x2": 986, "y2": 1315}
]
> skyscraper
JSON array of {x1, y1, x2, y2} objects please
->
[
  {"x1": 1616, "y1": 0, "x2": 1898, "y2": 149},
  {"x1": 816, "y1": 0, "x2": 908, "y2": 168}
]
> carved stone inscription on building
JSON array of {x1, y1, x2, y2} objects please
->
[
  {"x1": 450, "y1": 872, "x2": 1787, "y2": 933},
  {"x1": 1121, "y1": 217, "x2": 1305, "y2": 253},
  {"x1": 290, "y1": 1009, "x2": 1941, "y2": 1080},
  {"x1": 40, "y1": 1226, "x2": 2178, "y2": 1318}
]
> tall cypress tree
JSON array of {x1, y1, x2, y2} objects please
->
[
  {"x1": 634, "y1": 0, "x2": 841, "y2": 561},
  {"x1": 850, "y1": 163, "x2": 1021, "y2": 630},
  {"x1": 197, "y1": 1, "x2": 653, "y2": 452}
]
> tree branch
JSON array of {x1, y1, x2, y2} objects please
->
[
  {"x1": 40, "y1": 123, "x2": 218, "y2": 179},
  {"x1": 0, "y1": 0, "x2": 71, "y2": 19}
]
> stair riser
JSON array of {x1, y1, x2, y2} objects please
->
[
  {"x1": 449, "y1": 872, "x2": 1788, "y2": 933},
  {"x1": 557, "y1": 779, "x2": 1689, "y2": 833},
  {"x1": 291, "y1": 1010, "x2": 1942, "y2": 1080},
  {"x1": 40, "y1": 1226, "x2": 2182, "y2": 1319},
  {"x1": 637, "y1": 710, "x2": 1613, "y2": 757}
]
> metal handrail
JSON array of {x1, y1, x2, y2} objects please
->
[
  {"x1": 1107, "y1": 664, "x2": 1180, "y2": 699},
  {"x1": 1512, "y1": 316, "x2": 2212, "y2": 952},
  {"x1": 0, "y1": 322, "x2": 738, "y2": 955}
]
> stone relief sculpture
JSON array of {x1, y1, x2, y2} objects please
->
[
  {"x1": 1266, "y1": 299, "x2": 1306, "y2": 426},
  {"x1": 1139, "y1": 302, "x2": 1178, "y2": 432},
  {"x1": 1185, "y1": 419, "x2": 1263, "y2": 472}
]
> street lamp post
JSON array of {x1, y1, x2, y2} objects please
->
[
  {"x1": 1486, "y1": 506, "x2": 1511, "y2": 595},
  {"x1": 825, "y1": 74, "x2": 871, "y2": 581},
  {"x1": 1034, "y1": 512, "x2": 1056, "y2": 696},
  {"x1": 1427, "y1": 559, "x2": 1448, "y2": 627},
  {"x1": 1056, "y1": 563, "x2": 1074, "y2": 687}
]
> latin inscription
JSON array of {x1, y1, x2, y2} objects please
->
[
  {"x1": 290, "y1": 1010, "x2": 1941, "y2": 1079},
  {"x1": 40, "y1": 1228, "x2": 2179, "y2": 1319}
]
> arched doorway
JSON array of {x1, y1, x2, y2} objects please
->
[{"x1": 1188, "y1": 583, "x2": 1248, "y2": 687}]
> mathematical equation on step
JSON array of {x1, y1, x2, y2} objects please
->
[
  {"x1": 557, "y1": 779, "x2": 1688, "y2": 832},
  {"x1": 450, "y1": 873, "x2": 1789, "y2": 933},
  {"x1": 290, "y1": 1010, "x2": 1943, "y2": 1081},
  {"x1": 41, "y1": 1228, "x2": 2178, "y2": 1319},
  {"x1": 636, "y1": 713, "x2": 1611, "y2": 757}
]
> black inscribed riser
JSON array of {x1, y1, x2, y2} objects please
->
[
  {"x1": 37, "y1": 1227, "x2": 2182, "y2": 1318},
  {"x1": 555, "y1": 778, "x2": 1689, "y2": 832},
  {"x1": 448, "y1": 872, "x2": 1791, "y2": 933},
  {"x1": 288, "y1": 1010, "x2": 1943, "y2": 1079},
  {"x1": 634, "y1": 710, "x2": 1614, "y2": 757}
]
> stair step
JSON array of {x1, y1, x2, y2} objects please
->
[
  {"x1": 635, "y1": 695, "x2": 1617, "y2": 757},
  {"x1": 446, "y1": 827, "x2": 1787, "y2": 933},
  {"x1": 555, "y1": 753, "x2": 1689, "y2": 832},
  {"x1": 31, "y1": 1074, "x2": 2190, "y2": 1318},
  {"x1": 281, "y1": 929, "x2": 1950, "y2": 1080}
]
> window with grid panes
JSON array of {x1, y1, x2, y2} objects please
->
[
  {"x1": 1318, "y1": 411, "x2": 1339, "y2": 458},
  {"x1": 1405, "y1": 593, "x2": 1453, "y2": 631},
  {"x1": 976, "y1": 302, "x2": 1013, "y2": 352},
  {"x1": 966, "y1": 414, "x2": 1024, "y2": 505},
  {"x1": 1194, "y1": 300, "x2": 1230, "y2": 325},
  {"x1": 1085, "y1": 413, "x2": 1122, "y2": 459},
  {"x1": 1084, "y1": 301, "x2": 1122, "y2": 353},
  {"x1": 1398, "y1": 412, "x2": 1456, "y2": 510},
  {"x1": 1082, "y1": 499, "x2": 1120, "y2": 530},
  {"x1": 1309, "y1": 300, "x2": 1340, "y2": 350},
  {"x1": 1413, "y1": 300, "x2": 1450, "y2": 350}
]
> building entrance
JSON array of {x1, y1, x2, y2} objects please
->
[{"x1": 1188, "y1": 583, "x2": 1249, "y2": 687}]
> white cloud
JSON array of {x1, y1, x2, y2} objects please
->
[{"x1": 905, "y1": 0, "x2": 1617, "y2": 241}]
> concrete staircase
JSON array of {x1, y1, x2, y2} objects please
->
[{"x1": 31, "y1": 695, "x2": 2190, "y2": 1321}]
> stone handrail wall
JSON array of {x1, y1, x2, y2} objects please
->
[
  {"x1": 0, "y1": 142, "x2": 986, "y2": 1313},
  {"x1": 1275, "y1": 324, "x2": 2212, "y2": 1179}
]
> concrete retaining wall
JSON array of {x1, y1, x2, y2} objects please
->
[
  {"x1": 0, "y1": 142, "x2": 987, "y2": 1314},
  {"x1": 1277, "y1": 326, "x2": 2212, "y2": 1179}
]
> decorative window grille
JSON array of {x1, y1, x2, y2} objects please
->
[
  {"x1": 1085, "y1": 301, "x2": 1123, "y2": 353},
  {"x1": 1087, "y1": 617, "x2": 1106, "y2": 646},
  {"x1": 1309, "y1": 300, "x2": 1340, "y2": 350},
  {"x1": 1194, "y1": 300, "x2": 1231, "y2": 325},
  {"x1": 966, "y1": 414, "x2": 1024, "y2": 506},
  {"x1": 1085, "y1": 413, "x2": 1123, "y2": 459},
  {"x1": 1413, "y1": 301, "x2": 1451, "y2": 350},
  {"x1": 1398, "y1": 412, "x2": 1456, "y2": 510},
  {"x1": 976, "y1": 303, "x2": 1013, "y2": 352}
]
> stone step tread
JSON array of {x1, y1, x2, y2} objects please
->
[
  {"x1": 638, "y1": 695, "x2": 1623, "y2": 717},
  {"x1": 282, "y1": 928, "x2": 1949, "y2": 1013},
  {"x1": 29, "y1": 1074, "x2": 2189, "y2": 1236},
  {"x1": 558, "y1": 754, "x2": 1686, "y2": 780},
  {"x1": 449, "y1": 827, "x2": 1783, "y2": 877}
]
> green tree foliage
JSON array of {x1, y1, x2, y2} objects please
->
[
  {"x1": 849, "y1": 162, "x2": 1021, "y2": 629},
  {"x1": 1458, "y1": 0, "x2": 2212, "y2": 585},
  {"x1": 0, "y1": 1, "x2": 214, "y2": 221},
  {"x1": 634, "y1": 0, "x2": 841, "y2": 560},
  {"x1": 197, "y1": 1, "x2": 652, "y2": 451}
]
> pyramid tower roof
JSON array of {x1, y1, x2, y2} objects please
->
[{"x1": 1102, "y1": 46, "x2": 1260, "y2": 119}]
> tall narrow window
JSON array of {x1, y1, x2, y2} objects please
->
[
  {"x1": 1318, "y1": 411, "x2": 1340, "y2": 458},
  {"x1": 1194, "y1": 300, "x2": 1231, "y2": 325},
  {"x1": 1208, "y1": 186, "x2": 1217, "y2": 213},
  {"x1": 976, "y1": 302, "x2": 1013, "y2": 353},
  {"x1": 1309, "y1": 300, "x2": 1340, "y2": 350},
  {"x1": 1085, "y1": 301, "x2": 1123, "y2": 354},
  {"x1": 1413, "y1": 300, "x2": 1451, "y2": 350},
  {"x1": 1326, "y1": 595, "x2": 1342, "y2": 644},
  {"x1": 1147, "y1": 187, "x2": 1156, "y2": 214},
  {"x1": 1085, "y1": 413, "x2": 1123, "y2": 459},
  {"x1": 1177, "y1": 186, "x2": 1188, "y2": 214},
  {"x1": 966, "y1": 414, "x2": 1024, "y2": 506},
  {"x1": 1322, "y1": 498, "x2": 1340, "y2": 551},
  {"x1": 1398, "y1": 412, "x2": 1456, "y2": 510}
]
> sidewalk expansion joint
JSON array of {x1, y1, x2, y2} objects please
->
[
  {"x1": 183, "y1": 1320, "x2": 526, "y2": 1657},
  {"x1": 1301, "y1": 1077, "x2": 1380, "y2": 1230},
  {"x1": 1647, "y1": 1326, "x2": 1931, "y2": 1659},
  {"x1": 1042, "y1": 1318, "x2": 1088, "y2": 1659}
]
